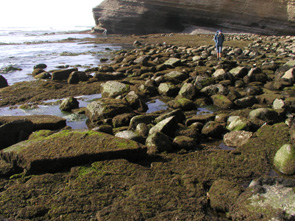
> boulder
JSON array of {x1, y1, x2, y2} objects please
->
[
  {"x1": 92, "y1": 125, "x2": 113, "y2": 135},
  {"x1": 201, "y1": 121, "x2": 227, "y2": 139},
  {"x1": 158, "y1": 82, "x2": 179, "y2": 97},
  {"x1": 281, "y1": 68, "x2": 295, "y2": 82},
  {"x1": 274, "y1": 144, "x2": 295, "y2": 175},
  {"x1": 223, "y1": 130, "x2": 253, "y2": 147},
  {"x1": 32, "y1": 68, "x2": 45, "y2": 77},
  {"x1": 164, "y1": 58, "x2": 182, "y2": 67},
  {"x1": 34, "y1": 64, "x2": 47, "y2": 69},
  {"x1": 186, "y1": 114, "x2": 215, "y2": 127},
  {"x1": 248, "y1": 108, "x2": 280, "y2": 124},
  {"x1": 51, "y1": 68, "x2": 78, "y2": 81},
  {"x1": 149, "y1": 116, "x2": 178, "y2": 137},
  {"x1": 60, "y1": 97, "x2": 79, "y2": 112},
  {"x1": 135, "y1": 123, "x2": 149, "y2": 138},
  {"x1": 86, "y1": 98, "x2": 132, "y2": 123},
  {"x1": 200, "y1": 84, "x2": 228, "y2": 96},
  {"x1": 0, "y1": 75, "x2": 8, "y2": 88},
  {"x1": 273, "y1": 98, "x2": 285, "y2": 109},
  {"x1": 211, "y1": 94, "x2": 233, "y2": 109},
  {"x1": 124, "y1": 91, "x2": 148, "y2": 112},
  {"x1": 112, "y1": 113, "x2": 136, "y2": 128},
  {"x1": 145, "y1": 132, "x2": 173, "y2": 154},
  {"x1": 155, "y1": 109, "x2": 185, "y2": 124},
  {"x1": 227, "y1": 116, "x2": 248, "y2": 131},
  {"x1": 167, "y1": 97, "x2": 195, "y2": 111},
  {"x1": 173, "y1": 136, "x2": 198, "y2": 150},
  {"x1": 0, "y1": 130, "x2": 147, "y2": 173},
  {"x1": 115, "y1": 130, "x2": 145, "y2": 144},
  {"x1": 178, "y1": 83, "x2": 197, "y2": 100},
  {"x1": 67, "y1": 71, "x2": 88, "y2": 84},
  {"x1": 165, "y1": 70, "x2": 188, "y2": 81},
  {"x1": 234, "y1": 96, "x2": 258, "y2": 108},
  {"x1": 34, "y1": 72, "x2": 51, "y2": 79},
  {"x1": 129, "y1": 114, "x2": 157, "y2": 130},
  {"x1": 229, "y1": 66, "x2": 248, "y2": 78},
  {"x1": 101, "y1": 81, "x2": 130, "y2": 98}
]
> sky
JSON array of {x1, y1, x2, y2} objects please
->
[{"x1": 0, "y1": 0, "x2": 104, "y2": 27}]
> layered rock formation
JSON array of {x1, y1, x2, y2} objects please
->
[{"x1": 93, "y1": 0, "x2": 295, "y2": 35}]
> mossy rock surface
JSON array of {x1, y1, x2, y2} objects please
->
[{"x1": 0, "y1": 130, "x2": 147, "y2": 173}]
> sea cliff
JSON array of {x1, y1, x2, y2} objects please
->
[{"x1": 93, "y1": 0, "x2": 295, "y2": 35}]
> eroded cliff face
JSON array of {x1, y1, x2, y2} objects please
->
[{"x1": 93, "y1": 0, "x2": 295, "y2": 35}]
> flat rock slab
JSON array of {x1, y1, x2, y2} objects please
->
[
  {"x1": 0, "y1": 115, "x2": 66, "y2": 130},
  {"x1": 0, "y1": 130, "x2": 147, "y2": 174}
]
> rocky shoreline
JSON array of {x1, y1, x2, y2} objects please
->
[{"x1": 0, "y1": 33, "x2": 295, "y2": 220}]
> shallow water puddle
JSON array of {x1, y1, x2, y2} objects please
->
[
  {"x1": 0, "y1": 94, "x2": 101, "y2": 129},
  {"x1": 219, "y1": 142, "x2": 235, "y2": 151},
  {"x1": 146, "y1": 99, "x2": 168, "y2": 113}
]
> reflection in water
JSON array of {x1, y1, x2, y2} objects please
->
[
  {"x1": 0, "y1": 94, "x2": 101, "y2": 129},
  {"x1": 146, "y1": 99, "x2": 168, "y2": 113}
]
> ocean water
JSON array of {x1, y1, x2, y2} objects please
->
[{"x1": 0, "y1": 26, "x2": 122, "y2": 85}]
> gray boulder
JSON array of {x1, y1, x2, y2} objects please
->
[
  {"x1": 86, "y1": 98, "x2": 132, "y2": 122},
  {"x1": 60, "y1": 97, "x2": 79, "y2": 112},
  {"x1": 178, "y1": 83, "x2": 196, "y2": 100},
  {"x1": 173, "y1": 136, "x2": 198, "y2": 150},
  {"x1": 149, "y1": 116, "x2": 178, "y2": 137},
  {"x1": 229, "y1": 66, "x2": 248, "y2": 78},
  {"x1": 248, "y1": 108, "x2": 280, "y2": 124},
  {"x1": 165, "y1": 70, "x2": 188, "y2": 81},
  {"x1": 201, "y1": 121, "x2": 226, "y2": 138},
  {"x1": 223, "y1": 130, "x2": 253, "y2": 147},
  {"x1": 115, "y1": 130, "x2": 145, "y2": 144},
  {"x1": 129, "y1": 114, "x2": 157, "y2": 130},
  {"x1": 227, "y1": 116, "x2": 248, "y2": 131},
  {"x1": 101, "y1": 81, "x2": 130, "y2": 98},
  {"x1": 158, "y1": 82, "x2": 179, "y2": 97},
  {"x1": 146, "y1": 132, "x2": 173, "y2": 154}
]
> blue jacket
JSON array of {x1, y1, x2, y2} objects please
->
[{"x1": 214, "y1": 32, "x2": 225, "y2": 46}]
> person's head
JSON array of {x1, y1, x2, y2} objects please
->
[{"x1": 218, "y1": 30, "x2": 222, "y2": 35}]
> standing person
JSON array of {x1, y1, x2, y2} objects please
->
[{"x1": 214, "y1": 30, "x2": 225, "y2": 60}]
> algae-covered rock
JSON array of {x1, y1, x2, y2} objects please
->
[
  {"x1": 52, "y1": 68, "x2": 78, "y2": 81},
  {"x1": 178, "y1": 83, "x2": 196, "y2": 100},
  {"x1": 249, "y1": 108, "x2": 280, "y2": 124},
  {"x1": 274, "y1": 144, "x2": 295, "y2": 175},
  {"x1": 230, "y1": 177, "x2": 295, "y2": 220},
  {"x1": 168, "y1": 97, "x2": 195, "y2": 111},
  {"x1": 149, "y1": 116, "x2": 178, "y2": 137},
  {"x1": 60, "y1": 96, "x2": 79, "y2": 112},
  {"x1": 173, "y1": 136, "x2": 198, "y2": 150},
  {"x1": 146, "y1": 131, "x2": 173, "y2": 154},
  {"x1": 226, "y1": 116, "x2": 248, "y2": 131},
  {"x1": 0, "y1": 75, "x2": 8, "y2": 88},
  {"x1": 201, "y1": 121, "x2": 227, "y2": 138},
  {"x1": 158, "y1": 82, "x2": 179, "y2": 96},
  {"x1": 101, "y1": 81, "x2": 130, "y2": 98},
  {"x1": 115, "y1": 130, "x2": 145, "y2": 144},
  {"x1": 86, "y1": 98, "x2": 132, "y2": 122},
  {"x1": 0, "y1": 130, "x2": 147, "y2": 173},
  {"x1": 223, "y1": 130, "x2": 253, "y2": 147},
  {"x1": 211, "y1": 94, "x2": 233, "y2": 109},
  {"x1": 209, "y1": 179, "x2": 242, "y2": 212}
]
